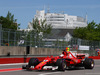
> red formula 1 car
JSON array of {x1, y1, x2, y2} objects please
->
[{"x1": 22, "y1": 50, "x2": 94, "y2": 71}]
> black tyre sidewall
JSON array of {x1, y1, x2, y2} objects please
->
[
  {"x1": 28, "y1": 58, "x2": 39, "y2": 67},
  {"x1": 56, "y1": 59, "x2": 67, "y2": 71},
  {"x1": 84, "y1": 58, "x2": 94, "y2": 69}
]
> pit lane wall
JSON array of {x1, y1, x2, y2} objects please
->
[
  {"x1": 0, "y1": 46, "x2": 62, "y2": 56},
  {"x1": 0, "y1": 56, "x2": 100, "y2": 64},
  {"x1": 0, "y1": 57, "x2": 45, "y2": 64},
  {"x1": 0, "y1": 46, "x2": 97, "y2": 56}
]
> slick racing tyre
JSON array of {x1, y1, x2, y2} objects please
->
[
  {"x1": 28, "y1": 58, "x2": 39, "y2": 67},
  {"x1": 56, "y1": 59, "x2": 67, "y2": 71},
  {"x1": 83, "y1": 58, "x2": 94, "y2": 69}
]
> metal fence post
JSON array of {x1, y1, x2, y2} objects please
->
[
  {"x1": 14, "y1": 32, "x2": 16, "y2": 46},
  {"x1": 8, "y1": 30, "x2": 10, "y2": 46},
  {"x1": 0, "y1": 24, "x2": 2, "y2": 46},
  {"x1": 99, "y1": 41, "x2": 100, "y2": 48}
]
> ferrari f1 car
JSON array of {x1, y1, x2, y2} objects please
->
[{"x1": 22, "y1": 50, "x2": 94, "y2": 71}]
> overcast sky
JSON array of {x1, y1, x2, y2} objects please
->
[{"x1": 0, "y1": 0, "x2": 100, "y2": 29}]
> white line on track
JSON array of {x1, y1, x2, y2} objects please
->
[
  {"x1": 86, "y1": 73, "x2": 100, "y2": 75},
  {"x1": 0, "y1": 63, "x2": 28, "y2": 66},
  {"x1": 95, "y1": 65, "x2": 100, "y2": 67},
  {"x1": 0, "y1": 70, "x2": 22, "y2": 73},
  {"x1": 38, "y1": 72, "x2": 62, "y2": 75}
]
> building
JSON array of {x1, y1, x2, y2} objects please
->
[
  {"x1": 27, "y1": 10, "x2": 87, "y2": 42},
  {"x1": 28, "y1": 10, "x2": 87, "y2": 29},
  {"x1": 43, "y1": 29, "x2": 74, "y2": 41}
]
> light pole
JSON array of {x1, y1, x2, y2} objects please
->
[{"x1": 0, "y1": 24, "x2": 2, "y2": 46}]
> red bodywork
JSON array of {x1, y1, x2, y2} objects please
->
[{"x1": 28, "y1": 51, "x2": 86, "y2": 70}]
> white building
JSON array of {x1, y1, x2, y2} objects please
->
[
  {"x1": 28, "y1": 10, "x2": 87, "y2": 29},
  {"x1": 27, "y1": 10, "x2": 88, "y2": 42}
]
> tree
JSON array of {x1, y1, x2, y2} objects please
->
[
  {"x1": 25, "y1": 18, "x2": 52, "y2": 46},
  {"x1": 0, "y1": 11, "x2": 20, "y2": 45},
  {"x1": 32, "y1": 18, "x2": 52, "y2": 35},
  {"x1": 0, "y1": 11, "x2": 20, "y2": 30},
  {"x1": 73, "y1": 21, "x2": 100, "y2": 41},
  {"x1": 73, "y1": 27, "x2": 87, "y2": 39},
  {"x1": 6, "y1": 11, "x2": 17, "y2": 23}
]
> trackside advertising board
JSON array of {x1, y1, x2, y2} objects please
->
[{"x1": 79, "y1": 45, "x2": 89, "y2": 50}]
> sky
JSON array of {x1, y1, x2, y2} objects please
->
[{"x1": 0, "y1": 0, "x2": 100, "y2": 29}]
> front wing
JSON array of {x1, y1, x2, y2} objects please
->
[{"x1": 22, "y1": 65, "x2": 58, "y2": 70}]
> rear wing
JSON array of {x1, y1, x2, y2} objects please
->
[{"x1": 76, "y1": 53, "x2": 89, "y2": 59}]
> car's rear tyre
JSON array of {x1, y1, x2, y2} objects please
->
[
  {"x1": 83, "y1": 58, "x2": 94, "y2": 69},
  {"x1": 56, "y1": 59, "x2": 67, "y2": 71},
  {"x1": 28, "y1": 58, "x2": 39, "y2": 67}
]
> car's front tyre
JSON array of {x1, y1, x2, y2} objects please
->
[{"x1": 28, "y1": 58, "x2": 40, "y2": 67}]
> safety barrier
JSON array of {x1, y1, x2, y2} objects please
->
[
  {"x1": 0, "y1": 56, "x2": 100, "y2": 64},
  {"x1": 0, "y1": 57, "x2": 45, "y2": 64}
]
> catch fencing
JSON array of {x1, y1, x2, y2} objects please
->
[{"x1": 0, "y1": 27, "x2": 100, "y2": 56}]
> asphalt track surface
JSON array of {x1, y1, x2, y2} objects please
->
[{"x1": 0, "y1": 60, "x2": 100, "y2": 75}]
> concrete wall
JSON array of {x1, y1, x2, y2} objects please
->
[
  {"x1": 0, "y1": 46, "x2": 62, "y2": 56},
  {"x1": 0, "y1": 46, "x2": 97, "y2": 56}
]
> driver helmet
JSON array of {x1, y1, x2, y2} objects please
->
[{"x1": 66, "y1": 47, "x2": 70, "y2": 51}]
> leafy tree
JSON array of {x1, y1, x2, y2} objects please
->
[
  {"x1": 25, "y1": 18, "x2": 52, "y2": 46},
  {"x1": 0, "y1": 11, "x2": 20, "y2": 30},
  {"x1": 73, "y1": 27, "x2": 87, "y2": 39},
  {"x1": 6, "y1": 11, "x2": 17, "y2": 23},
  {"x1": 32, "y1": 18, "x2": 52, "y2": 35},
  {"x1": 73, "y1": 21, "x2": 100, "y2": 41},
  {"x1": 0, "y1": 11, "x2": 20, "y2": 45}
]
